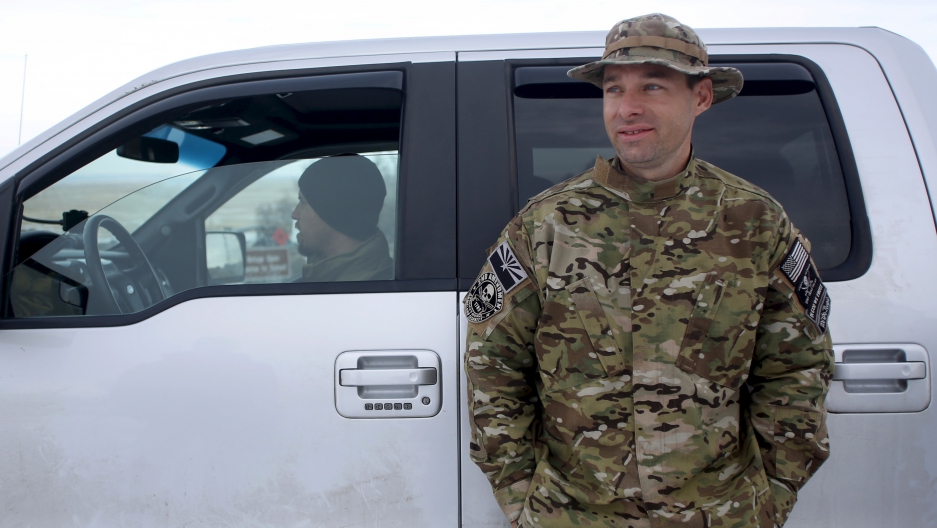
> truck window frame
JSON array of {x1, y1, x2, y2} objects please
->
[
  {"x1": 456, "y1": 53, "x2": 871, "y2": 288},
  {"x1": 0, "y1": 61, "x2": 457, "y2": 329}
]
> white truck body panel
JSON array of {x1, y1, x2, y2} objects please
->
[{"x1": 0, "y1": 292, "x2": 460, "y2": 526}]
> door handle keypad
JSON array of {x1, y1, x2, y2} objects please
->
[{"x1": 365, "y1": 402, "x2": 414, "y2": 411}]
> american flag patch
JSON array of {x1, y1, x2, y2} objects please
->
[
  {"x1": 780, "y1": 238, "x2": 830, "y2": 334},
  {"x1": 781, "y1": 239, "x2": 810, "y2": 284}
]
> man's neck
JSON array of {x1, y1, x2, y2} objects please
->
[{"x1": 310, "y1": 234, "x2": 368, "y2": 264}]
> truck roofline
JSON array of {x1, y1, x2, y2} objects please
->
[{"x1": 0, "y1": 26, "x2": 929, "y2": 176}]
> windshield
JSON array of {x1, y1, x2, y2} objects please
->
[{"x1": 12, "y1": 81, "x2": 406, "y2": 319}]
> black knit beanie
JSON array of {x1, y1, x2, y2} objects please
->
[{"x1": 298, "y1": 155, "x2": 387, "y2": 241}]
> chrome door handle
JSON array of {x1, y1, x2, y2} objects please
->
[
  {"x1": 833, "y1": 362, "x2": 926, "y2": 381},
  {"x1": 334, "y1": 350, "x2": 442, "y2": 419},
  {"x1": 826, "y1": 344, "x2": 931, "y2": 413},
  {"x1": 340, "y1": 368, "x2": 438, "y2": 386}
]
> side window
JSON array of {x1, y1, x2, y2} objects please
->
[
  {"x1": 9, "y1": 73, "x2": 404, "y2": 318},
  {"x1": 512, "y1": 61, "x2": 859, "y2": 275},
  {"x1": 204, "y1": 152, "x2": 398, "y2": 284},
  {"x1": 21, "y1": 125, "x2": 226, "y2": 238}
]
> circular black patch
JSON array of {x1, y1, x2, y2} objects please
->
[{"x1": 465, "y1": 272, "x2": 504, "y2": 323}]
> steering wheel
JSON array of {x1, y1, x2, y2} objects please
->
[{"x1": 83, "y1": 214, "x2": 165, "y2": 314}]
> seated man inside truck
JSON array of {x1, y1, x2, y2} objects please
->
[{"x1": 292, "y1": 154, "x2": 394, "y2": 282}]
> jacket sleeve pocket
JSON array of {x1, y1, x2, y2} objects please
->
[{"x1": 771, "y1": 407, "x2": 829, "y2": 484}]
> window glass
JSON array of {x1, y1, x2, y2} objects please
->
[
  {"x1": 10, "y1": 80, "x2": 403, "y2": 318},
  {"x1": 513, "y1": 62, "x2": 851, "y2": 271},
  {"x1": 204, "y1": 152, "x2": 398, "y2": 284}
]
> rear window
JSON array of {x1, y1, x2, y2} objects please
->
[{"x1": 512, "y1": 61, "x2": 853, "y2": 273}]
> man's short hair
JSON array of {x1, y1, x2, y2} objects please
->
[{"x1": 686, "y1": 73, "x2": 703, "y2": 90}]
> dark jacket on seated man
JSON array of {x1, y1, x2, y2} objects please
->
[
  {"x1": 300, "y1": 231, "x2": 393, "y2": 282},
  {"x1": 292, "y1": 154, "x2": 394, "y2": 283}
]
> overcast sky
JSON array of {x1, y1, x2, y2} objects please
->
[{"x1": 1, "y1": 0, "x2": 935, "y2": 159}]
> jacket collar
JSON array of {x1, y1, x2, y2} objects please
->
[
  {"x1": 592, "y1": 153, "x2": 698, "y2": 203},
  {"x1": 301, "y1": 231, "x2": 391, "y2": 282}
]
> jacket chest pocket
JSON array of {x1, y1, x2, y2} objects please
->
[
  {"x1": 676, "y1": 271, "x2": 759, "y2": 390},
  {"x1": 535, "y1": 279, "x2": 626, "y2": 392}
]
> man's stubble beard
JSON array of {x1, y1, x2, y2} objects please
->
[
  {"x1": 610, "y1": 120, "x2": 693, "y2": 176},
  {"x1": 296, "y1": 235, "x2": 323, "y2": 260},
  {"x1": 606, "y1": 115, "x2": 665, "y2": 169},
  {"x1": 614, "y1": 142, "x2": 664, "y2": 167}
]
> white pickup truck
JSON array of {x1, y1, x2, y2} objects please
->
[{"x1": 0, "y1": 26, "x2": 934, "y2": 528}]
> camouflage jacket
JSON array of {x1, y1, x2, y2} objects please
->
[{"x1": 464, "y1": 156, "x2": 833, "y2": 528}]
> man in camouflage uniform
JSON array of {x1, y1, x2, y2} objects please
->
[{"x1": 464, "y1": 13, "x2": 833, "y2": 528}]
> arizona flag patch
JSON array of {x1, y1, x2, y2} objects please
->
[
  {"x1": 487, "y1": 241, "x2": 528, "y2": 294},
  {"x1": 779, "y1": 239, "x2": 831, "y2": 334}
]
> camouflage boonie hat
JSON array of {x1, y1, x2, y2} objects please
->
[{"x1": 568, "y1": 13, "x2": 744, "y2": 104}]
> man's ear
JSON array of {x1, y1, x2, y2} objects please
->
[{"x1": 693, "y1": 77, "x2": 714, "y2": 116}]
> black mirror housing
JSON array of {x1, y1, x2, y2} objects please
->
[{"x1": 116, "y1": 137, "x2": 180, "y2": 163}]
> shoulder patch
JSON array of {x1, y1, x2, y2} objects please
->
[
  {"x1": 465, "y1": 272, "x2": 504, "y2": 323},
  {"x1": 779, "y1": 239, "x2": 831, "y2": 333},
  {"x1": 487, "y1": 241, "x2": 528, "y2": 294}
]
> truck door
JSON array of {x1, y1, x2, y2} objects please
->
[
  {"x1": 457, "y1": 44, "x2": 937, "y2": 527},
  {"x1": 720, "y1": 42, "x2": 937, "y2": 528},
  {"x1": 0, "y1": 54, "x2": 459, "y2": 526}
]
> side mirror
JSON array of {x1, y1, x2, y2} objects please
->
[
  {"x1": 206, "y1": 231, "x2": 247, "y2": 285},
  {"x1": 116, "y1": 137, "x2": 180, "y2": 163}
]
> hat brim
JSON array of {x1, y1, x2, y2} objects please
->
[{"x1": 568, "y1": 56, "x2": 744, "y2": 105}]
